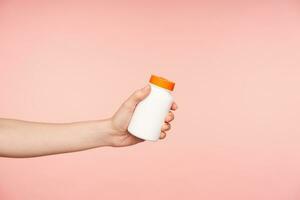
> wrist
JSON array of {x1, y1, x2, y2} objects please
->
[{"x1": 94, "y1": 118, "x2": 121, "y2": 147}]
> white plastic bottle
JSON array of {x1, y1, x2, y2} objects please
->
[{"x1": 128, "y1": 75, "x2": 175, "y2": 141}]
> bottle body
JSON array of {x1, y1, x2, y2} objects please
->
[{"x1": 128, "y1": 83, "x2": 174, "y2": 141}]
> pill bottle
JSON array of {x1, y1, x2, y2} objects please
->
[{"x1": 128, "y1": 75, "x2": 175, "y2": 141}]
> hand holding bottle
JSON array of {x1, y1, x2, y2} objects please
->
[{"x1": 110, "y1": 82, "x2": 178, "y2": 146}]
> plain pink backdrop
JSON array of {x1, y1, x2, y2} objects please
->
[{"x1": 1, "y1": 1, "x2": 300, "y2": 199}]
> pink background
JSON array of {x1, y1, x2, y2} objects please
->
[{"x1": 1, "y1": 1, "x2": 300, "y2": 199}]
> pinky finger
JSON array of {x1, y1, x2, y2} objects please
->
[{"x1": 159, "y1": 131, "x2": 167, "y2": 139}]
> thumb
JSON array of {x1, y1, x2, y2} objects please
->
[{"x1": 124, "y1": 85, "x2": 151, "y2": 109}]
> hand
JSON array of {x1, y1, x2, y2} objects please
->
[
  {"x1": 0, "y1": 85, "x2": 177, "y2": 158},
  {"x1": 109, "y1": 85, "x2": 178, "y2": 147}
]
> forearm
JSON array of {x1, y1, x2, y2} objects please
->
[{"x1": 0, "y1": 118, "x2": 116, "y2": 158}]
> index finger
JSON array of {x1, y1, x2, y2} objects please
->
[{"x1": 171, "y1": 102, "x2": 178, "y2": 111}]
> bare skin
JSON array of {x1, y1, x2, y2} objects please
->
[{"x1": 0, "y1": 85, "x2": 177, "y2": 158}]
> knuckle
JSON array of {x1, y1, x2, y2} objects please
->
[{"x1": 166, "y1": 124, "x2": 171, "y2": 131}]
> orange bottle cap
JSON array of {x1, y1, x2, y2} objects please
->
[{"x1": 149, "y1": 75, "x2": 175, "y2": 91}]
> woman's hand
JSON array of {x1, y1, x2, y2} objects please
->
[
  {"x1": 109, "y1": 85, "x2": 178, "y2": 147},
  {"x1": 0, "y1": 85, "x2": 177, "y2": 158}
]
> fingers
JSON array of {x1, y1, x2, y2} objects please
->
[
  {"x1": 159, "y1": 131, "x2": 167, "y2": 139},
  {"x1": 171, "y1": 102, "x2": 178, "y2": 111},
  {"x1": 161, "y1": 122, "x2": 171, "y2": 131},
  {"x1": 165, "y1": 111, "x2": 174, "y2": 123},
  {"x1": 160, "y1": 123, "x2": 171, "y2": 139},
  {"x1": 123, "y1": 85, "x2": 151, "y2": 109},
  {"x1": 160, "y1": 102, "x2": 177, "y2": 140}
]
